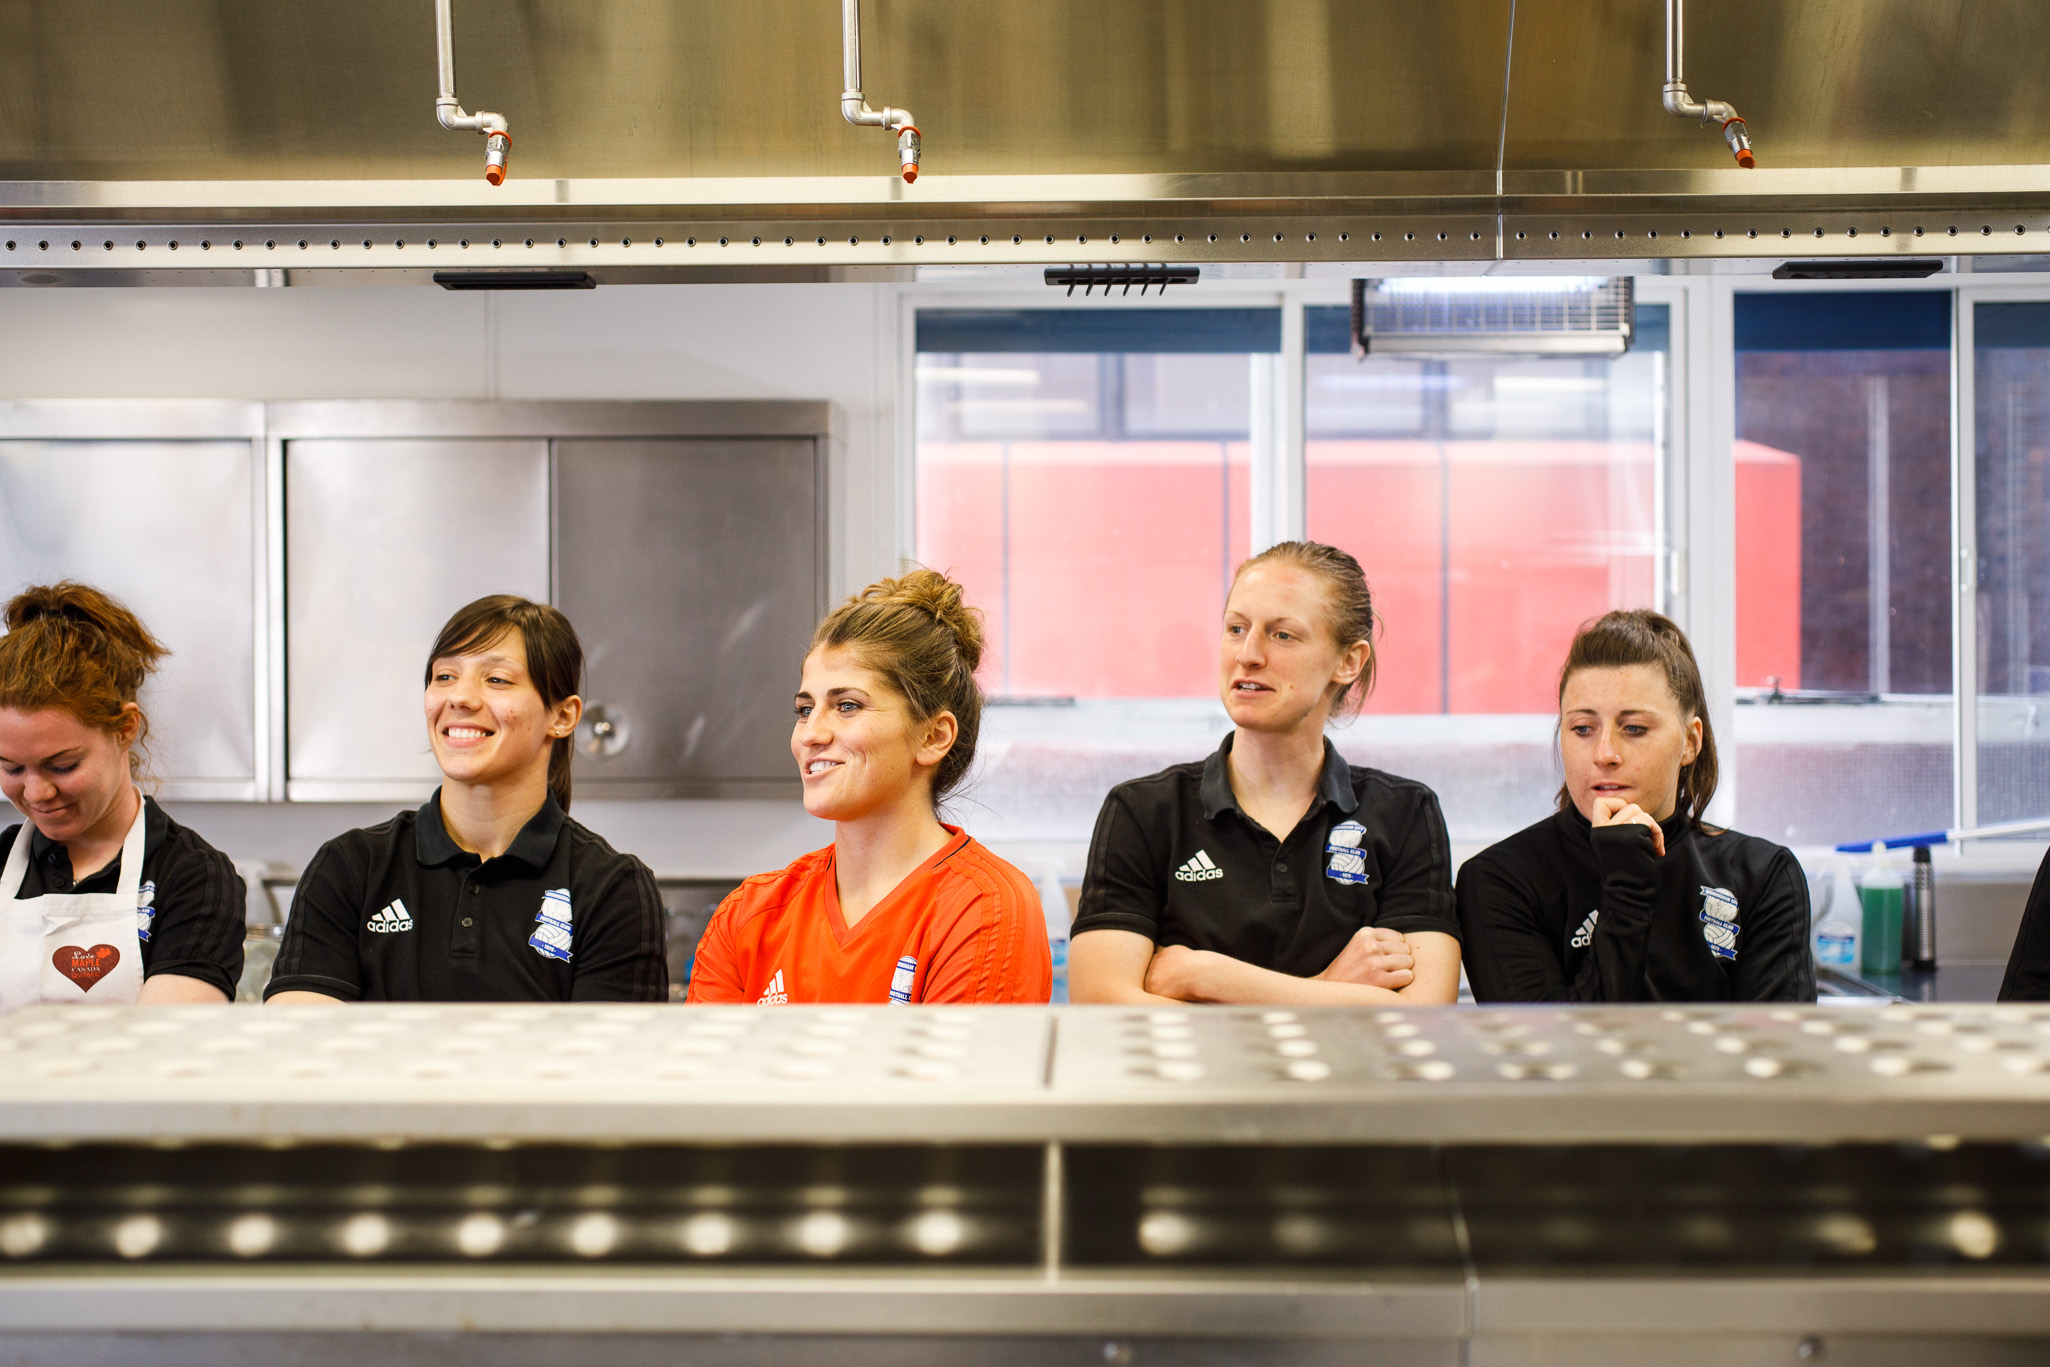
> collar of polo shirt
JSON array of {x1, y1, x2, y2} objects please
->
[
  {"x1": 1197, "y1": 733, "x2": 1360, "y2": 823},
  {"x1": 412, "y1": 790, "x2": 568, "y2": 869},
  {"x1": 26, "y1": 794, "x2": 170, "y2": 888}
]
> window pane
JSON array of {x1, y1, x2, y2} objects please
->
[
  {"x1": 916, "y1": 311, "x2": 1268, "y2": 840},
  {"x1": 1299, "y1": 304, "x2": 1667, "y2": 841},
  {"x1": 1975, "y1": 301, "x2": 2050, "y2": 827},
  {"x1": 1732, "y1": 291, "x2": 1953, "y2": 848}
]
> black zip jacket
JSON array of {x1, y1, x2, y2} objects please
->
[
  {"x1": 1998, "y1": 847, "x2": 2050, "y2": 1001},
  {"x1": 1457, "y1": 805, "x2": 1815, "y2": 1003}
]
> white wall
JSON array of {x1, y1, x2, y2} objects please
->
[{"x1": 0, "y1": 281, "x2": 909, "y2": 880}]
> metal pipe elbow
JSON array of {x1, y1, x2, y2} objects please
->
[
  {"x1": 1663, "y1": 82, "x2": 1753, "y2": 167},
  {"x1": 1662, "y1": 82, "x2": 1703, "y2": 120}
]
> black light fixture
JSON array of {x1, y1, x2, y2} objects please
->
[
  {"x1": 1043, "y1": 264, "x2": 1199, "y2": 297},
  {"x1": 1770, "y1": 259, "x2": 1944, "y2": 281},
  {"x1": 432, "y1": 270, "x2": 597, "y2": 290}
]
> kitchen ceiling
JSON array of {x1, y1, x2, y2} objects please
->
[{"x1": 0, "y1": 0, "x2": 2046, "y2": 278}]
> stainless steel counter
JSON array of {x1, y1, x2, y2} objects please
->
[
  {"x1": 5, "y1": 1002, "x2": 2050, "y2": 1366},
  {"x1": 6, "y1": 1000, "x2": 2050, "y2": 1144}
]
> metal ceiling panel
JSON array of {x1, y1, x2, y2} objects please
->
[{"x1": 0, "y1": 0, "x2": 2043, "y2": 270}]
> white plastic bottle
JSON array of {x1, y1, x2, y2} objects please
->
[
  {"x1": 1813, "y1": 858, "x2": 1861, "y2": 970},
  {"x1": 1028, "y1": 862, "x2": 1071, "y2": 1004}
]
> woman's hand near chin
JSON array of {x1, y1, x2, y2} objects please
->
[{"x1": 1591, "y1": 795, "x2": 1666, "y2": 857}]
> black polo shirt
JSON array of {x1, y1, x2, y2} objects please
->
[
  {"x1": 1074, "y1": 735, "x2": 1458, "y2": 977},
  {"x1": 1998, "y1": 846, "x2": 2050, "y2": 1000},
  {"x1": 264, "y1": 791, "x2": 667, "y2": 1003},
  {"x1": 1456, "y1": 805, "x2": 1815, "y2": 1003},
  {"x1": 2, "y1": 796, "x2": 245, "y2": 999}
]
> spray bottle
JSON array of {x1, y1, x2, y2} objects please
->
[
  {"x1": 1858, "y1": 851, "x2": 1905, "y2": 978},
  {"x1": 1813, "y1": 857, "x2": 1861, "y2": 971}
]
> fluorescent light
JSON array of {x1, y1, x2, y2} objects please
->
[
  {"x1": 915, "y1": 366, "x2": 1041, "y2": 386},
  {"x1": 1375, "y1": 276, "x2": 1608, "y2": 296}
]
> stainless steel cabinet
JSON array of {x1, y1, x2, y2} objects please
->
[
  {"x1": 0, "y1": 403, "x2": 827, "y2": 805},
  {"x1": 0, "y1": 439, "x2": 259, "y2": 799},
  {"x1": 556, "y1": 438, "x2": 824, "y2": 798},
  {"x1": 285, "y1": 439, "x2": 550, "y2": 799}
]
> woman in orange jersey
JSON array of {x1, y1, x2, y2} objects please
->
[{"x1": 686, "y1": 569, "x2": 1051, "y2": 1005}]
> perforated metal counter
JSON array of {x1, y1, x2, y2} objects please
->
[{"x1": 4, "y1": 1001, "x2": 2050, "y2": 1366}]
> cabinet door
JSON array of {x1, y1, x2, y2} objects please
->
[
  {"x1": 554, "y1": 438, "x2": 823, "y2": 796},
  {"x1": 286, "y1": 439, "x2": 549, "y2": 799},
  {"x1": 0, "y1": 440, "x2": 257, "y2": 798}
]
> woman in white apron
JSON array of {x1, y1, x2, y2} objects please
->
[{"x1": 0, "y1": 582, "x2": 245, "y2": 1011}]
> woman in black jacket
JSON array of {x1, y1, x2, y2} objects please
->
[{"x1": 1457, "y1": 610, "x2": 1815, "y2": 1003}]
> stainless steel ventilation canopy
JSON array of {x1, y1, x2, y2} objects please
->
[{"x1": 1, "y1": 0, "x2": 2048, "y2": 279}]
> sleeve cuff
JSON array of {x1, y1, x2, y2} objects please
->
[
  {"x1": 1068, "y1": 912, "x2": 1160, "y2": 941},
  {"x1": 261, "y1": 974, "x2": 363, "y2": 1002},
  {"x1": 1376, "y1": 914, "x2": 1461, "y2": 942},
  {"x1": 142, "y1": 961, "x2": 238, "y2": 1001}
]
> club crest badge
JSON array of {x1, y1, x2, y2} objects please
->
[
  {"x1": 1326, "y1": 821, "x2": 1370, "y2": 886},
  {"x1": 528, "y1": 887, "x2": 574, "y2": 963},
  {"x1": 1699, "y1": 885, "x2": 1740, "y2": 962},
  {"x1": 888, "y1": 955, "x2": 918, "y2": 1005},
  {"x1": 135, "y1": 879, "x2": 157, "y2": 943}
]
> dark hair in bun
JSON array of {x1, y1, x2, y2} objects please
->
[
  {"x1": 809, "y1": 567, "x2": 985, "y2": 807},
  {"x1": 0, "y1": 581, "x2": 168, "y2": 773}
]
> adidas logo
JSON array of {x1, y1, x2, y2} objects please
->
[
  {"x1": 756, "y1": 969, "x2": 789, "y2": 1005},
  {"x1": 368, "y1": 899, "x2": 414, "y2": 934},
  {"x1": 1173, "y1": 850, "x2": 1225, "y2": 882},
  {"x1": 1569, "y1": 910, "x2": 1599, "y2": 950}
]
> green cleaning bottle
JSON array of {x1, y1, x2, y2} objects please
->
[{"x1": 1859, "y1": 854, "x2": 1905, "y2": 978}]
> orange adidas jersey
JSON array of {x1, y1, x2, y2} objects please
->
[{"x1": 685, "y1": 827, "x2": 1052, "y2": 1006}]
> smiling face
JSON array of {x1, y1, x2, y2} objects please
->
[
  {"x1": 424, "y1": 628, "x2": 576, "y2": 792},
  {"x1": 1219, "y1": 564, "x2": 1369, "y2": 736},
  {"x1": 1559, "y1": 663, "x2": 1703, "y2": 823},
  {"x1": 0, "y1": 705, "x2": 137, "y2": 845},
  {"x1": 791, "y1": 646, "x2": 956, "y2": 824}
]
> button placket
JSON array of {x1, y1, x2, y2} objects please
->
[{"x1": 450, "y1": 869, "x2": 485, "y2": 958}]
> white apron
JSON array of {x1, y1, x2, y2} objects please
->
[{"x1": 0, "y1": 789, "x2": 148, "y2": 1013}]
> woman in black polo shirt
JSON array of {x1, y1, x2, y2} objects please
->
[
  {"x1": 266, "y1": 596, "x2": 666, "y2": 1004},
  {"x1": 0, "y1": 582, "x2": 244, "y2": 1009},
  {"x1": 1071, "y1": 541, "x2": 1461, "y2": 1006},
  {"x1": 1456, "y1": 610, "x2": 1814, "y2": 1003}
]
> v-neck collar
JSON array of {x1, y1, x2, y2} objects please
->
[{"x1": 821, "y1": 825, "x2": 970, "y2": 948}]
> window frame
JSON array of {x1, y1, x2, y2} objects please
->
[{"x1": 897, "y1": 270, "x2": 2034, "y2": 853}]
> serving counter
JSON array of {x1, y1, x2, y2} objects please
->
[{"x1": 4, "y1": 1001, "x2": 2050, "y2": 1365}]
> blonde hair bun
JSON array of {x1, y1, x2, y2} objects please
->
[{"x1": 863, "y1": 567, "x2": 986, "y2": 676}]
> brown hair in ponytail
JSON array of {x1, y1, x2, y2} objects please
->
[
  {"x1": 424, "y1": 596, "x2": 584, "y2": 814},
  {"x1": 0, "y1": 582, "x2": 168, "y2": 774},
  {"x1": 809, "y1": 567, "x2": 985, "y2": 808}
]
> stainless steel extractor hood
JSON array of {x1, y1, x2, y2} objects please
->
[{"x1": 0, "y1": 0, "x2": 2046, "y2": 281}]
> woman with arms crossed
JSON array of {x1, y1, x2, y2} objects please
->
[
  {"x1": 1070, "y1": 542, "x2": 1461, "y2": 1006},
  {"x1": 0, "y1": 583, "x2": 243, "y2": 1009},
  {"x1": 688, "y1": 570, "x2": 1050, "y2": 1005},
  {"x1": 1457, "y1": 610, "x2": 1814, "y2": 1002},
  {"x1": 266, "y1": 596, "x2": 666, "y2": 1003}
]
